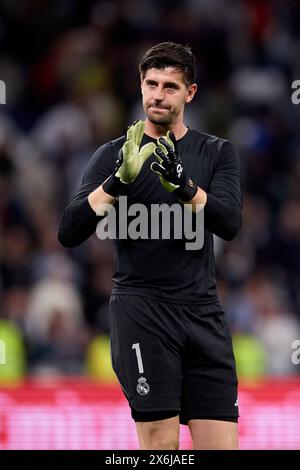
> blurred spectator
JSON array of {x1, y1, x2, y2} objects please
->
[
  {"x1": 25, "y1": 279, "x2": 89, "y2": 376},
  {"x1": 250, "y1": 275, "x2": 300, "y2": 376}
]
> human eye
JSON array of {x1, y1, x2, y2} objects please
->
[{"x1": 165, "y1": 83, "x2": 178, "y2": 92}]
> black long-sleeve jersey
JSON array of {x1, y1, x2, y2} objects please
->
[{"x1": 58, "y1": 129, "x2": 242, "y2": 311}]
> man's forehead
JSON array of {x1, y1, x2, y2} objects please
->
[{"x1": 142, "y1": 67, "x2": 186, "y2": 84}]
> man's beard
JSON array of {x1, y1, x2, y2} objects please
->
[{"x1": 146, "y1": 105, "x2": 178, "y2": 126}]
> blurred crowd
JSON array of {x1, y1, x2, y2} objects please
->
[{"x1": 1, "y1": 0, "x2": 300, "y2": 383}]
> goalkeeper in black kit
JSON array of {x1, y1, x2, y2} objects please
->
[{"x1": 58, "y1": 42, "x2": 242, "y2": 450}]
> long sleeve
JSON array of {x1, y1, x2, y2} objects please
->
[
  {"x1": 204, "y1": 139, "x2": 242, "y2": 240},
  {"x1": 58, "y1": 143, "x2": 116, "y2": 247}
]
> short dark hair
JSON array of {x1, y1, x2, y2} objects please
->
[{"x1": 139, "y1": 41, "x2": 196, "y2": 86}]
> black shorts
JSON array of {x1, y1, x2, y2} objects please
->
[{"x1": 109, "y1": 294, "x2": 239, "y2": 425}]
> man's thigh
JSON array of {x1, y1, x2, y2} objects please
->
[
  {"x1": 109, "y1": 294, "x2": 185, "y2": 416},
  {"x1": 180, "y1": 309, "x2": 239, "y2": 425}
]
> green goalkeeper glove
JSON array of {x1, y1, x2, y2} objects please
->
[
  {"x1": 151, "y1": 131, "x2": 197, "y2": 201},
  {"x1": 103, "y1": 120, "x2": 155, "y2": 196}
]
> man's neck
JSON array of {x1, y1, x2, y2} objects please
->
[{"x1": 144, "y1": 120, "x2": 188, "y2": 140}]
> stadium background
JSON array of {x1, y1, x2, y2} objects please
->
[{"x1": 0, "y1": 0, "x2": 300, "y2": 449}]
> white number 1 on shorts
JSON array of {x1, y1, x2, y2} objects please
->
[{"x1": 132, "y1": 343, "x2": 144, "y2": 374}]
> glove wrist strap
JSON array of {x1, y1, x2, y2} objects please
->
[
  {"x1": 175, "y1": 178, "x2": 198, "y2": 202},
  {"x1": 102, "y1": 174, "x2": 127, "y2": 197}
]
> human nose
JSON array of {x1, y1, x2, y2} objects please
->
[{"x1": 153, "y1": 86, "x2": 164, "y2": 100}]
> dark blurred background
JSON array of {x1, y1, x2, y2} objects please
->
[{"x1": 1, "y1": 0, "x2": 300, "y2": 383}]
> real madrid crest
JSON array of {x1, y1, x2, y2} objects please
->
[{"x1": 136, "y1": 376, "x2": 150, "y2": 396}]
